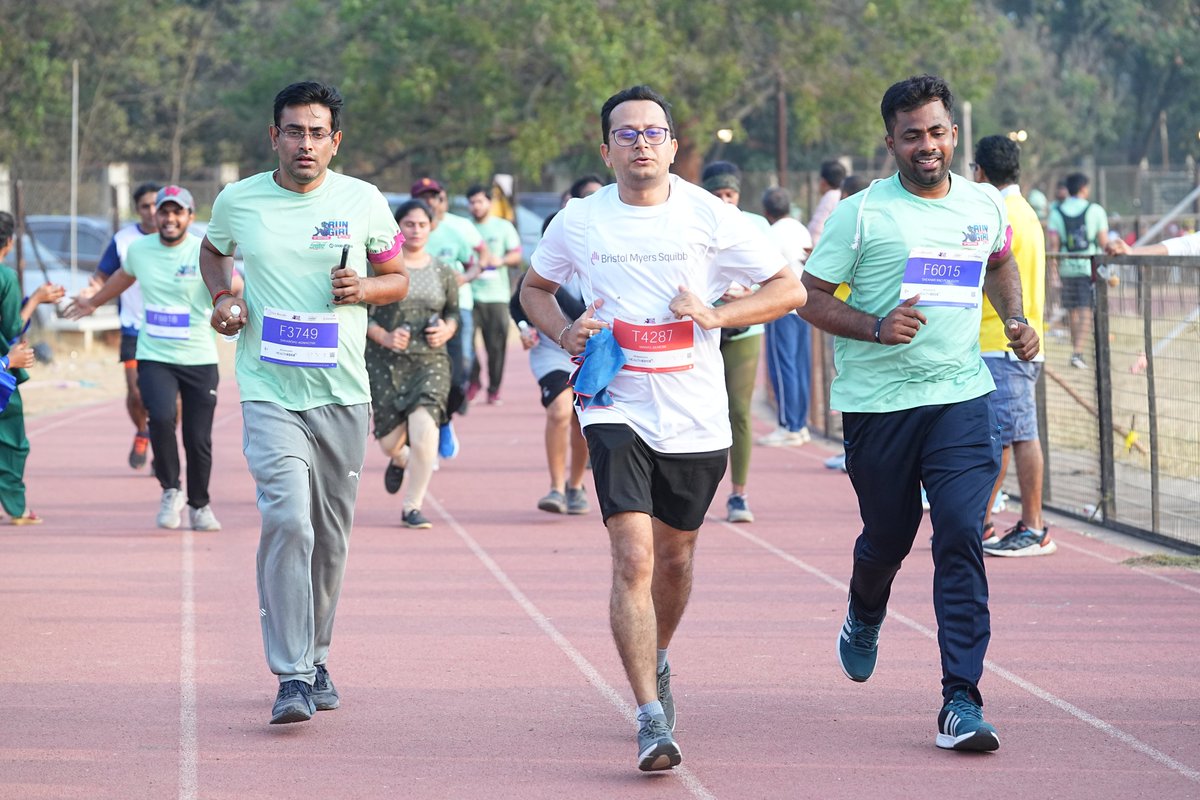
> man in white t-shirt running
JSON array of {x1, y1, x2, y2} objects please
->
[
  {"x1": 522, "y1": 84, "x2": 805, "y2": 773},
  {"x1": 200, "y1": 81, "x2": 408, "y2": 726}
]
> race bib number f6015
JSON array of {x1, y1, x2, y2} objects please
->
[
  {"x1": 260, "y1": 307, "x2": 339, "y2": 368},
  {"x1": 899, "y1": 247, "x2": 984, "y2": 308},
  {"x1": 612, "y1": 318, "x2": 694, "y2": 373}
]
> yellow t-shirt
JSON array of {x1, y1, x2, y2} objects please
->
[{"x1": 980, "y1": 187, "x2": 1045, "y2": 358}]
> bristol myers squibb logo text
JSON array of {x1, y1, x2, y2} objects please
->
[{"x1": 590, "y1": 250, "x2": 688, "y2": 265}]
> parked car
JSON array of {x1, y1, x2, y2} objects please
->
[
  {"x1": 2, "y1": 233, "x2": 119, "y2": 333},
  {"x1": 383, "y1": 193, "x2": 546, "y2": 263},
  {"x1": 23, "y1": 215, "x2": 114, "y2": 272}
]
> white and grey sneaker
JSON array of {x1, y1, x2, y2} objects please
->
[
  {"x1": 157, "y1": 488, "x2": 186, "y2": 529},
  {"x1": 189, "y1": 504, "x2": 222, "y2": 532},
  {"x1": 636, "y1": 712, "x2": 681, "y2": 772}
]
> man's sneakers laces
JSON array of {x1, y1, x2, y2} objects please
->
[
  {"x1": 538, "y1": 486, "x2": 590, "y2": 514},
  {"x1": 403, "y1": 508, "x2": 433, "y2": 529},
  {"x1": 636, "y1": 712, "x2": 682, "y2": 772},
  {"x1": 936, "y1": 689, "x2": 1000, "y2": 751},
  {"x1": 270, "y1": 679, "x2": 316, "y2": 724},
  {"x1": 726, "y1": 493, "x2": 754, "y2": 523},
  {"x1": 129, "y1": 432, "x2": 150, "y2": 470},
  {"x1": 984, "y1": 520, "x2": 1056, "y2": 557},
  {"x1": 537, "y1": 489, "x2": 567, "y2": 514},
  {"x1": 757, "y1": 426, "x2": 811, "y2": 447},
  {"x1": 156, "y1": 488, "x2": 187, "y2": 529},
  {"x1": 838, "y1": 602, "x2": 883, "y2": 682},
  {"x1": 312, "y1": 664, "x2": 340, "y2": 711}
]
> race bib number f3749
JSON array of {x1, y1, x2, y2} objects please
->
[
  {"x1": 612, "y1": 318, "x2": 694, "y2": 373},
  {"x1": 259, "y1": 307, "x2": 339, "y2": 368},
  {"x1": 899, "y1": 247, "x2": 984, "y2": 308}
]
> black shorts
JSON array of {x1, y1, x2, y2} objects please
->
[
  {"x1": 537, "y1": 370, "x2": 572, "y2": 408},
  {"x1": 1060, "y1": 276, "x2": 1093, "y2": 309},
  {"x1": 584, "y1": 423, "x2": 728, "y2": 532},
  {"x1": 119, "y1": 333, "x2": 138, "y2": 364}
]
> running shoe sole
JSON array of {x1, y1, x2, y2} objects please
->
[
  {"x1": 637, "y1": 739, "x2": 683, "y2": 771},
  {"x1": 936, "y1": 728, "x2": 1000, "y2": 751}
]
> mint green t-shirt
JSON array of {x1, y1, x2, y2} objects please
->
[
  {"x1": 123, "y1": 234, "x2": 217, "y2": 365},
  {"x1": 804, "y1": 173, "x2": 1008, "y2": 413},
  {"x1": 1048, "y1": 196, "x2": 1108, "y2": 278},
  {"x1": 470, "y1": 215, "x2": 521, "y2": 304},
  {"x1": 205, "y1": 171, "x2": 402, "y2": 410},
  {"x1": 427, "y1": 215, "x2": 482, "y2": 311}
]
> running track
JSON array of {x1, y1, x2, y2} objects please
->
[{"x1": 3, "y1": 343, "x2": 1199, "y2": 799}]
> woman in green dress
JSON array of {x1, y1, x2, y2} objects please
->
[{"x1": 366, "y1": 199, "x2": 460, "y2": 529}]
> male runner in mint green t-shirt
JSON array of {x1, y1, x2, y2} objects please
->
[
  {"x1": 466, "y1": 184, "x2": 522, "y2": 404},
  {"x1": 801, "y1": 74, "x2": 1039, "y2": 754},
  {"x1": 199, "y1": 82, "x2": 408, "y2": 726},
  {"x1": 68, "y1": 185, "x2": 226, "y2": 533}
]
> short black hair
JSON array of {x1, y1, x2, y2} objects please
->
[
  {"x1": 600, "y1": 85, "x2": 675, "y2": 144},
  {"x1": 880, "y1": 74, "x2": 954, "y2": 136},
  {"x1": 974, "y1": 135, "x2": 1021, "y2": 186},
  {"x1": 0, "y1": 211, "x2": 14, "y2": 250},
  {"x1": 819, "y1": 160, "x2": 846, "y2": 189},
  {"x1": 393, "y1": 198, "x2": 433, "y2": 224},
  {"x1": 1065, "y1": 172, "x2": 1089, "y2": 196},
  {"x1": 761, "y1": 187, "x2": 791, "y2": 219},
  {"x1": 465, "y1": 184, "x2": 490, "y2": 201},
  {"x1": 569, "y1": 175, "x2": 604, "y2": 199},
  {"x1": 273, "y1": 81, "x2": 344, "y2": 132},
  {"x1": 700, "y1": 160, "x2": 740, "y2": 182},
  {"x1": 133, "y1": 182, "x2": 161, "y2": 203},
  {"x1": 841, "y1": 174, "x2": 868, "y2": 198}
]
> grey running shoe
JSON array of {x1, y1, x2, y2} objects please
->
[
  {"x1": 936, "y1": 689, "x2": 1000, "y2": 751},
  {"x1": 270, "y1": 679, "x2": 315, "y2": 725},
  {"x1": 566, "y1": 487, "x2": 590, "y2": 515},
  {"x1": 657, "y1": 662, "x2": 675, "y2": 731},
  {"x1": 537, "y1": 489, "x2": 567, "y2": 514},
  {"x1": 156, "y1": 488, "x2": 186, "y2": 530},
  {"x1": 403, "y1": 508, "x2": 433, "y2": 529},
  {"x1": 312, "y1": 664, "x2": 340, "y2": 711},
  {"x1": 636, "y1": 712, "x2": 682, "y2": 772},
  {"x1": 838, "y1": 602, "x2": 883, "y2": 682},
  {"x1": 189, "y1": 504, "x2": 222, "y2": 532}
]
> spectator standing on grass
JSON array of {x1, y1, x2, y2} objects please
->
[
  {"x1": 799, "y1": 74, "x2": 1039, "y2": 752},
  {"x1": 466, "y1": 184, "x2": 521, "y2": 405},
  {"x1": 91, "y1": 181, "x2": 161, "y2": 471},
  {"x1": 1047, "y1": 173, "x2": 1108, "y2": 369},
  {"x1": 199, "y1": 81, "x2": 408, "y2": 726},
  {"x1": 69, "y1": 186, "x2": 227, "y2": 532},
  {"x1": 758, "y1": 186, "x2": 814, "y2": 448},
  {"x1": 972, "y1": 136, "x2": 1055, "y2": 557},
  {"x1": 522, "y1": 84, "x2": 802, "y2": 772},
  {"x1": 1, "y1": 211, "x2": 63, "y2": 525}
]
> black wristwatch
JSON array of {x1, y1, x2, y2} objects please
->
[{"x1": 1007, "y1": 315, "x2": 1029, "y2": 326}]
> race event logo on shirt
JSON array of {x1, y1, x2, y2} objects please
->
[
  {"x1": 175, "y1": 263, "x2": 197, "y2": 277},
  {"x1": 961, "y1": 224, "x2": 990, "y2": 247},
  {"x1": 312, "y1": 220, "x2": 351, "y2": 241}
]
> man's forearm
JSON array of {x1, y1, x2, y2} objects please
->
[
  {"x1": 520, "y1": 283, "x2": 570, "y2": 342},
  {"x1": 797, "y1": 287, "x2": 877, "y2": 341},
  {"x1": 983, "y1": 254, "x2": 1024, "y2": 323}
]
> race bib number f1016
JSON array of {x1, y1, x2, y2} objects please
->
[
  {"x1": 899, "y1": 247, "x2": 984, "y2": 308},
  {"x1": 612, "y1": 318, "x2": 694, "y2": 373}
]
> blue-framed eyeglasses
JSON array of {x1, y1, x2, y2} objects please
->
[{"x1": 610, "y1": 127, "x2": 670, "y2": 147}]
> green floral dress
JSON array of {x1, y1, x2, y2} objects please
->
[{"x1": 365, "y1": 257, "x2": 460, "y2": 437}]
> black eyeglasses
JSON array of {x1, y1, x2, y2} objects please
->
[{"x1": 610, "y1": 127, "x2": 670, "y2": 147}]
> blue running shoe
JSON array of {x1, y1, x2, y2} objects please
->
[
  {"x1": 438, "y1": 422, "x2": 460, "y2": 459},
  {"x1": 936, "y1": 690, "x2": 1000, "y2": 751},
  {"x1": 838, "y1": 602, "x2": 883, "y2": 682}
]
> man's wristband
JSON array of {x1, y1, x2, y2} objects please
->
[
  {"x1": 557, "y1": 323, "x2": 572, "y2": 349},
  {"x1": 873, "y1": 317, "x2": 884, "y2": 344},
  {"x1": 1007, "y1": 315, "x2": 1029, "y2": 326},
  {"x1": 212, "y1": 289, "x2": 234, "y2": 307}
]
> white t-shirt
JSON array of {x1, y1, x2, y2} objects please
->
[
  {"x1": 113, "y1": 223, "x2": 148, "y2": 331},
  {"x1": 530, "y1": 176, "x2": 784, "y2": 453},
  {"x1": 768, "y1": 217, "x2": 812, "y2": 273},
  {"x1": 1163, "y1": 232, "x2": 1200, "y2": 257}
]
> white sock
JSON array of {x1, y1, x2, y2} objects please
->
[
  {"x1": 657, "y1": 649, "x2": 669, "y2": 672},
  {"x1": 637, "y1": 700, "x2": 665, "y2": 721}
]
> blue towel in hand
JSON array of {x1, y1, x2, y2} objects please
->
[{"x1": 569, "y1": 328, "x2": 625, "y2": 410}]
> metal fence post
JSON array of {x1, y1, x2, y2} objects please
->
[
  {"x1": 1140, "y1": 261, "x2": 1162, "y2": 533},
  {"x1": 1093, "y1": 258, "x2": 1117, "y2": 522}
]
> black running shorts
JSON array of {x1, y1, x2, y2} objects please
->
[{"x1": 584, "y1": 423, "x2": 728, "y2": 532}]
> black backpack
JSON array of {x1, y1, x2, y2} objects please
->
[{"x1": 1061, "y1": 203, "x2": 1092, "y2": 252}]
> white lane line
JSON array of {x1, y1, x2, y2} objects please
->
[
  {"x1": 178, "y1": 529, "x2": 198, "y2": 800},
  {"x1": 720, "y1": 521, "x2": 1200, "y2": 785},
  {"x1": 25, "y1": 402, "x2": 115, "y2": 439},
  {"x1": 428, "y1": 496, "x2": 717, "y2": 800},
  {"x1": 1054, "y1": 539, "x2": 1200, "y2": 596}
]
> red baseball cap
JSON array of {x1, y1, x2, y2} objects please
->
[{"x1": 410, "y1": 177, "x2": 444, "y2": 197}]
